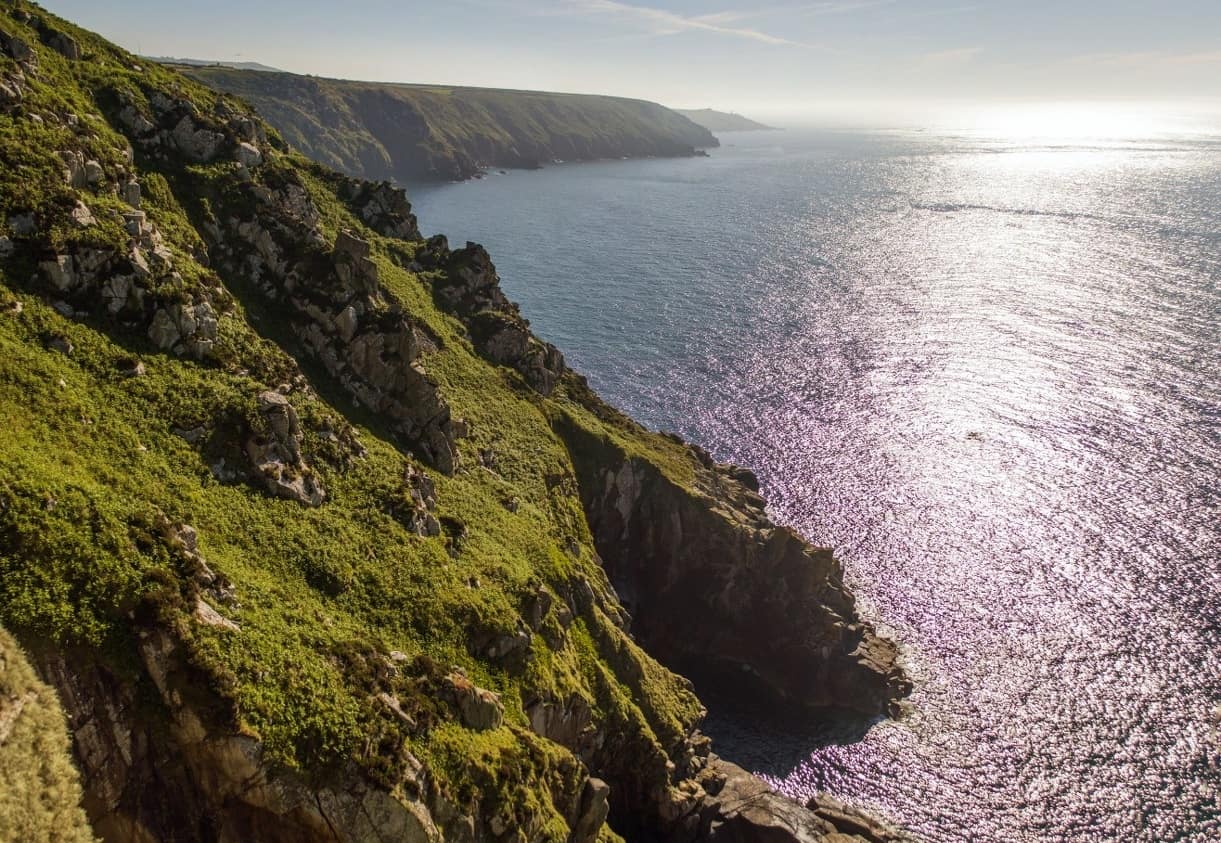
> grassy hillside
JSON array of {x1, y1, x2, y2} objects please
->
[
  {"x1": 177, "y1": 67, "x2": 719, "y2": 182},
  {"x1": 0, "y1": 3, "x2": 903, "y2": 840},
  {"x1": 0, "y1": 625, "x2": 96, "y2": 843},
  {"x1": 674, "y1": 108, "x2": 777, "y2": 132}
]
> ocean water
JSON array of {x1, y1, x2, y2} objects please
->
[{"x1": 411, "y1": 127, "x2": 1221, "y2": 842}]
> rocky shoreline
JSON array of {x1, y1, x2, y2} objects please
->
[{"x1": 0, "y1": 3, "x2": 908, "y2": 840}]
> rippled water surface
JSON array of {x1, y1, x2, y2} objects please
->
[{"x1": 412, "y1": 128, "x2": 1221, "y2": 841}]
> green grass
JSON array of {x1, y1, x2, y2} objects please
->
[{"x1": 0, "y1": 2, "x2": 712, "y2": 836}]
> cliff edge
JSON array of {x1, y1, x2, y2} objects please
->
[
  {"x1": 0, "y1": 2, "x2": 906, "y2": 840},
  {"x1": 175, "y1": 66, "x2": 719, "y2": 183}
]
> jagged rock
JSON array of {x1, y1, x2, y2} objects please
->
[
  {"x1": 0, "y1": 236, "x2": 13, "y2": 259},
  {"x1": 40, "y1": 255, "x2": 76, "y2": 292},
  {"x1": 41, "y1": 27, "x2": 80, "y2": 60},
  {"x1": 147, "y1": 307, "x2": 180, "y2": 350},
  {"x1": 235, "y1": 141, "x2": 262, "y2": 169},
  {"x1": 340, "y1": 179, "x2": 420, "y2": 240},
  {"x1": 47, "y1": 335, "x2": 73, "y2": 355},
  {"x1": 246, "y1": 391, "x2": 326, "y2": 507},
  {"x1": 333, "y1": 229, "x2": 378, "y2": 292},
  {"x1": 0, "y1": 28, "x2": 34, "y2": 62},
  {"x1": 571, "y1": 778, "x2": 611, "y2": 843},
  {"x1": 193, "y1": 597, "x2": 240, "y2": 633},
  {"x1": 60, "y1": 150, "x2": 87, "y2": 188},
  {"x1": 334, "y1": 305, "x2": 358, "y2": 343},
  {"x1": 0, "y1": 77, "x2": 21, "y2": 110},
  {"x1": 8, "y1": 212, "x2": 35, "y2": 236},
  {"x1": 170, "y1": 115, "x2": 225, "y2": 163},
  {"x1": 69, "y1": 200, "x2": 94, "y2": 227},
  {"x1": 120, "y1": 177, "x2": 141, "y2": 208},
  {"x1": 84, "y1": 159, "x2": 104, "y2": 185},
  {"x1": 558, "y1": 429, "x2": 911, "y2": 719},
  {"x1": 117, "y1": 102, "x2": 155, "y2": 136},
  {"x1": 442, "y1": 672, "x2": 504, "y2": 731}
]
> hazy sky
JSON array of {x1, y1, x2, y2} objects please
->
[{"x1": 40, "y1": 1, "x2": 1221, "y2": 119}]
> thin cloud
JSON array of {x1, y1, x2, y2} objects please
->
[
  {"x1": 555, "y1": 0, "x2": 812, "y2": 47},
  {"x1": 1065, "y1": 50, "x2": 1221, "y2": 68}
]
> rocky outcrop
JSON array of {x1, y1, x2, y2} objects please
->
[
  {"x1": 246, "y1": 390, "x2": 326, "y2": 506},
  {"x1": 419, "y1": 237, "x2": 566, "y2": 396},
  {"x1": 555, "y1": 418, "x2": 910, "y2": 719},
  {"x1": 693, "y1": 759, "x2": 903, "y2": 843},
  {"x1": 202, "y1": 169, "x2": 458, "y2": 473}
]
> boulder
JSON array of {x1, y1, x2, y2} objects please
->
[
  {"x1": 235, "y1": 141, "x2": 262, "y2": 169},
  {"x1": 84, "y1": 159, "x2": 104, "y2": 185},
  {"x1": 40, "y1": 256, "x2": 76, "y2": 292},
  {"x1": 170, "y1": 115, "x2": 225, "y2": 163},
  {"x1": 442, "y1": 673, "x2": 504, "y2": 731},
  {"x1": 69, "y1": 200, "x2": 94, "y2": 228},
  {"x1": 120, "y1": 178, "x2": 141, "y2": 208},
  {"x1": 0, "y1": 28, "x2": 34, "y2": 63},
  {"x1": 571, "y1": 778, "x2": 611, "y2": 843},
  {"x1": 41, "y1": 28, "x2": 81, "y2": 60}
]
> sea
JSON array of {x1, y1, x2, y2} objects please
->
[{"x1": 410, "y1": 122, "x2": 1221, "y2": 842}]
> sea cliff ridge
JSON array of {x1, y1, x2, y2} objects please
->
[{"x1": 0, "y1": 2, "x2": 907, "y2": 841}]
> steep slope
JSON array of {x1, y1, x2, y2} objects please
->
[
  {"x1": 673, "y1": 109, "x2": 776, "y2": 133},
  {"x1": 174, "y1": 66, "x2": 719, "y2": 182},
  {"x1": 0, "y1": 3, "x2": 906, "y2": 841}
]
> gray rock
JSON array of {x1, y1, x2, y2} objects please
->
[
  {"x1": 8, "y1": 213, "x2": 36, "y2": 236},
  {"x1": 84, "y1": 159, "x2": 104, "y2": 185},
  {"x1": 60, "y1": 150, "x2": 87, "y2": 188},
  {"x1": 47, "y1": 335, "x2": 73, "y2": 356},
  {"x1": 571, "y1": 778, "x2": 611, "y2": 843},
  {"x1": 40, "y1": 256, "x2": 76, "y2": 292},
  {"x1": 43, "y1": 29, "x2": 81, "y2": 61},
  {"x1": 0, "y1": 236, "x2": 13, "y2": 259},
  {"x1": 147, "y1": 308, "x2": 181, "y2": 350},
  {"x1": 170, "y1": 115, "x2": 224, "y2": 163},
  {"x1": 443, "y1": 673, "x2": 504, "y2": 731},
  {"x1": 0, "y1": 28, "x2": 34, "y2": 63},
  {"x1": 69, "y1": 200, "x2": 95, "y2": 228},
  {"x1": 120, "y1": 178, "x2": 141, "y2": 208},
  {"x1": 334, "y1": 305, "x2": 359, "y2": 343},
  {"x1": 234, "y1": 141, "x2": 262, "y2": 169},
  {"x1": 0, "y1": 78, "x2": 21, "y2": 110}
]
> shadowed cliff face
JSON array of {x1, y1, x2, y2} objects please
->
[
  {"x1": 176, "y1": 66, "x2": 719, "y2": 183},
  {"x1": 552, "y1": 413, "x2": 910, "y2": 721},
  {"x1": 0, "y1": 3, "x2": 903, "y2": 842}
]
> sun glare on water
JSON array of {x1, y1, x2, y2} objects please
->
[{"x1": 946, "y1": 101, "x2": 1220, "y2": 143}]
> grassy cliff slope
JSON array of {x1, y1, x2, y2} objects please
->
[
  {"x1": 175, "y1": 66, "x2": 718, "y2": 182},
  {"x1": 0, "y1": 3, "x2": 904, "y2": 840},
  {"x1": 673, "y1": 109, "x2": 776, "y2": 132}
]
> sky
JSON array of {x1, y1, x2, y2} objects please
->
[{"x1": 39, "y1": 1, "x2": 1221, "y2": 123}]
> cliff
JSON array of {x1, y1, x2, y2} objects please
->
[
  {"x1": 173, "y1": 66, "x2": 719, "y2": 182},
  {"x1": 0, "y1": 2, "x2": 905, "y2": 840},
  {"x1": 672, "y1": 110, "x2": 776, "y2": 133}
]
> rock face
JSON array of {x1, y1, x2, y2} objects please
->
[
  {"x1": 246, "y1": 391, "x2": 326, "y2": 506},
  {"x1": 555, "y1": 419, "x2": 911, "y2": 718},
  {"x1": 418, "y1": 238, "x2": 566, "y2": 396}
]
